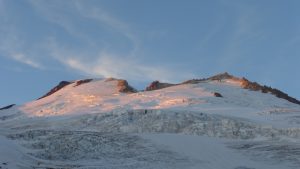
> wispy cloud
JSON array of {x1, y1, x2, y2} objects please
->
[
  {"x1": 61, "y1": 54, "x2": 177, "y2": 82},
  {"x1": 46, "y1": 38, "x2": 189, "y2": 82},
  {"x1": 0, "y1": 0, "x2": 192, "y2": 82},
  {"x1": 10, "y1": 53, "x2": 42, "y2": 69},
  {"x1": 216, "y1": 2, "x2": 264, "y2": 70},
  {"x1": 73, "y1": 1, "x2": 140, "y2": 56},
  {"x1": 30, "y1": 1, "x2": 189, "y2": 82},
  {"x1": 0, "y1": 17, "x2": 43, "y2": 69},
  {"x1": 28, "y1": 0, "x2": 95, "y2": 44},
  {"x1": 0, "y1": 0, "x2": 4, "y2": 13},
  {"x1": 28, "y1": 0, "x2": 139, "y2": 56}
]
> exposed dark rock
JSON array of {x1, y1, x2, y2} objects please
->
[
  {"x1": 145, "y1": 81, "x2": 176, "y2": 91},
  {"x1": 214, "y1": 92, "x2": 223, "y2": 97},
  {"x1": 104, "y1": 77, "x2": 116, "y2": 82},
  {"x1": 181, "y1": 78, "x2": 206, "y2": 84},
  {"x1": 241, "y1": 77, "x2": 300, "y2": 105},
  {"x1": 208, "y1": 72, "x2": 241, "y2": 82},
  {"x1": 0, "y1": 104, "x2": 15, "y2": 110},
  {"x1": 38, "y1": 81, "x2": 73, "y2": 100},
  {"x1": 117, "y1": 80, "x2": 137, "y2": 93},
  {"x1": 208, "y1": 72, "x2": 235, "y2": 81},
  {"x1": 182, "y1": 72, "x2": 236, "y2": 84},
  {"x1": 74, "y1": 79, "x2": 93, "y2": 87},
  {"x1": 36, "y1": 72, "x2": 300, "y2": 105},
  {"x1": 182, "y1": 72, "x2": 300, "y2": 105}
]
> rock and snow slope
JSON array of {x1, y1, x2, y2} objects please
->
[{"x1": 0, "y1": 73, "x2": 300, "y2": 169}]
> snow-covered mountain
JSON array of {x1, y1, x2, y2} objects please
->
[{"x1": 0, "y1": 73, "x2": 300, "y2": 169}]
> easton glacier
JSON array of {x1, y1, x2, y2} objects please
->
[{"x1": 0, "y1": 73, "x2": 300, "y2": 169}]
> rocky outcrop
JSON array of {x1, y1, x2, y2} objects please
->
[
  {"x1": 105, "y1": 78, "x2": 137, "y2": 93},
  {"x1": 117, "y1": 80, "x2": 137, "y2": 93},
  {"x1": 241, "y1": 78, "x2": 300, "y2": 105},
  {"x1": 208, "y1": 72, "x2": 236, "y2": 81},
  {"x1": 35, "y1": 73, "x2": 300, "y2": 105},
  {"x1": 181, "y1": 79, "x2": 206, "y2": 84},
  {"x1": 182, "y1": 72, "x2": 300, "y2": 105},
  {"x1": 0, "y1": 104, "x2": 15, "y2": 110},
  {"x1": 38, "y1": 79, "x2": 93, "y2": 100},
  {"x1": 213, "y1": 92, "x2": 223, "y2": 97},
  {"x1": 74, "y1": 79, "x2": 93, "y2": 87},
  {"x1": 182, "y1": 72, "x2": 236, "y2": 84},
  {"x1": 207, "y1": 72, "x2": 300, "y2": 105},
  {"x1": 145, "y1": 81, "x2": 175, "y2": 91},
  {"x1": 38, "y1": 81, "x2": 73, "y2": 100}
]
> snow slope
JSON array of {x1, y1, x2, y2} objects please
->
[{"x1": 0, "y1": 76, "x2": 300, "y2": 169}]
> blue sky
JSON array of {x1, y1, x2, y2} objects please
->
[{"x1": 0, "y1": 0, "x2": 299, "y2": 106}]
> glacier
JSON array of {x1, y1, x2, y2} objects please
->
[{"x1": 0, "y1": 75, "x2": 300, "y2": 169}]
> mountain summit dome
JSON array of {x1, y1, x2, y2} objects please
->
[{"x1": 0, "y1": 73, "x2": 299, "y2": 169}]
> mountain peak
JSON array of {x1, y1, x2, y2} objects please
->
[
  {"x1": 38, "y1": 80, "x2": 73, "y2": 100},
  {"x1": 104, "y1": 78, "x2": 137, "y2": 93},
  {"x1": 208, "y1": 72, "x2": 236, "y2": 80},
  {"x1": 35, "y1": 73, "x2": 300, "y2": 108},
  {"x1": 145, "y1": 72, "x2": 300, "y2": 105},
  {"x1": 37, "y1": 78, "x2": 137, "y2": 101},
  {"x1": 145, "y1": 81, "x2": 175, "y2": 91}
]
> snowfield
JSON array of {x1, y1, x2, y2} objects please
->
[{"x1": 0, "y1": 77, "x2": 300, "y2": 169}]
